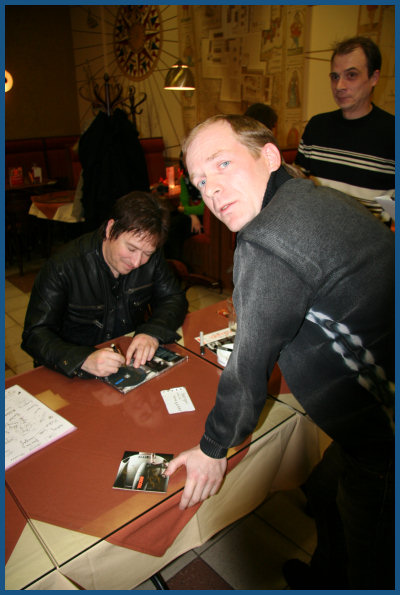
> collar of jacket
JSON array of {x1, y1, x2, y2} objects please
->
[
  {"x1": 262, "y1": 164, "x2": 292, "y2": 210},
  {"x1": 94, "y1": 229, "x2": 117, "y2": 279}
]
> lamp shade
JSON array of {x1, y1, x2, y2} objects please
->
[
  {"x1": 5, "y1": 70, "x2": 13, "y2": 92},
  {"x1": 164, "y1": 60, "x2": 195, "y2": 91}
]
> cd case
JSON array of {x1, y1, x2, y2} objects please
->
[
  {"x1": 103, "y1": 346, "x2": 187, "y2": 394},
  {"x1": 113, "y1": 451, "x2": 173, "y2": 492}
]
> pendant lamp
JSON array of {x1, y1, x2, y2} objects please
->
[{"x1": 164, "y1": 60, "x2": 195, "y2": 91}]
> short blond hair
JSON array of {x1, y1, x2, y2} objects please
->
[{"x1": 182, "y1": 114, "x2": 280, "y2": 165}]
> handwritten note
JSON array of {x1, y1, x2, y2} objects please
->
[
  {"x1": 5, "y1": 385, "x2": 76, "y2": 470},
  {"x1": 160, "y1": 387, "x2": 195, "y2": 414}
]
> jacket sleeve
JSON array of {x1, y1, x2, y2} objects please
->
[
  {"x1": 180, "y1": 177, "x2": 205, "y2": 216},
  {"x1": 199, "y1": 239, "x2": 312, "y2": 458},
  {"x1": 134, "y1": 251, "x2": 188, "y2": 343},
  {"x1": 21, "y1": 262, "x2": 95, "y2": 377}
]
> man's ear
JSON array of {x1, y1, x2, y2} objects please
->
[
  {"x1": 105, "y1": 219, "x2": 114, "y2": 240},
  {"x1": 370, "y1": 69, "x2": 380, "y2": 89},
  {"x1": 261, "y1": 142, "x2": 281, "y2": 173}
]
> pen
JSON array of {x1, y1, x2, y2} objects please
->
[
  {"x1": 199, "y1": 331, "x2": 205, "y2": 356},
  {"x1": 110, "y1": 343, "x2": 123, "y2": 356}
]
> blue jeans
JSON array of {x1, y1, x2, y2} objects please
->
[{"x1": 303, "y1": 441, "x2": 394, "y2": 589}]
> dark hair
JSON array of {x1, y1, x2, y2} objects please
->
[
  {"x1": 331, "y1": 36, "x2": 381, "y2": 77},
  {"x1": 244, "y1": 103, "x2": 278, "y2": 131},
  {"x1": 102, "y1": 191, "x2": 170, "y2": 248},
  {"x1": 182, "y1": 114, "x2": 280, "y2": 164}
]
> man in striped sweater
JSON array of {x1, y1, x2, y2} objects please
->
[{"x1": 295, "y1": 36, "x2": 394, "y2": 223}]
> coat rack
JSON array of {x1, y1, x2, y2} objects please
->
[{"x1": 79, "y1": 71, "x2": 147, "y2": 129}]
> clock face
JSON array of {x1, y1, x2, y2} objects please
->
[{"x1": 114, "y1": 5, "x2": 163, "y2": 81}]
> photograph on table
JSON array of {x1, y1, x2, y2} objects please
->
[{"x1": 113, "y1": 451, "x2": 173, "y2": 493}]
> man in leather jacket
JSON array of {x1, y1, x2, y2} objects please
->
[
  {"x1": 165, "y1": 115, "x2": 394, "y2": 589},
  {"x1": 22, "y1": 191, "x2": 188, "y2": 378}
]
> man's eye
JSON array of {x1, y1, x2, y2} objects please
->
[
  {"x1": 198, "y1": 179, "x2": 206, "y2": 189},
  {"x1": 220, "y1": 161, "x2": 230, "y2": 168},
  {"x1": 329, "y1": 73, "x2": 339, "y2": 81},
  {"x1": 346, "y1": 72, "x2": 357, "y2": 80}
]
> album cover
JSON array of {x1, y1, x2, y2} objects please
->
[
  {"x1": 203, "y1": 330, "x2": 236, "y2": 355},
  {"x1": 113, "y1": 451, "x2": 173, "y2": 493},
  {"x1": 103, "y1": 346, "x2": 187, "y2": 394}
]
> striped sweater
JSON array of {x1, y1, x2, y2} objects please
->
[{"x1": 295, "y1": 104, "x2": 395, "y2": 219}]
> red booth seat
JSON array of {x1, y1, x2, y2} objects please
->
[{"x1": 5, "y1": 136, "x2": 166, "y2": 190}]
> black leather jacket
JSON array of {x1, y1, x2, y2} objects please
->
[{"x1": 22, "y1": 230, "x2": 188, "y2": 377}]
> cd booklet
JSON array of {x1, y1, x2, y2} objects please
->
[
  {"x1": 197, "y1": 328, "x2": 236, "y2": 355},
  {"x1": 103, "y1": 346, "x2": 187, "y2": 394},
  {"x1": 113, "y1": 451, "x2": 173, "y2": 493}
]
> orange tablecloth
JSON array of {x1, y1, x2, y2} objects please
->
[{"x1": 106, "y1": 445, "x2": 248, "y2": 556}]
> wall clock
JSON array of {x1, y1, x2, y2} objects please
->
[{"x1": 113, "y1": 5, "x2": 163, "y2": 81}]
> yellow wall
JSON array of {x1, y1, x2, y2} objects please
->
[
  {"x1": 5, "y1": 5, "x2": 395, "y2": 151},
  {"x1": 5, "y1": 6, "x2": 80, "y2": 139},
  {"x1": 304, "y1": 5, "x2": 395, "y2": 124},
  {"x1": 304, "y1": 5, "x2": 359, "y2": 121}
]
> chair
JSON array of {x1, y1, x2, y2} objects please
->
[{"x1": 167, "y1": 206, "x2": 222, "y2": 291}]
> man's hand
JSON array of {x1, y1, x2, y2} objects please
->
[
  {"x1": 81, "y1": 347, "x2": 125, "y2": 377},
  {"x1": 165, "y1": 445, "x2": 227, "y2": 510},
  {"x1": 126, "y1": 334, "x2": 159, "y2": 368},
  {"x1": 190, "y1": 214, "x2": 203, "y2": 234}
]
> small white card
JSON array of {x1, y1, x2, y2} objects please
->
[{"x1": 160, "y1": 387, "x2": 195, "y2": 414}]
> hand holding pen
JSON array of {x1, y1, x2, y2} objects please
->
[
  {"x1": 110, "y1": 343, "x2": 123, "y2": 356},
  {"x1": 80, "y1": 343, "x2": 125, "y2": 377}
]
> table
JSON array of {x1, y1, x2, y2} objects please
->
[
  {"x1": 5, "y1": 179, "x2": 58, "y2": 193},
  {"x1": 5, "y1": 337, "x2": 320, "y2": 589},
  {"x1": 6, "y1": 485, "x2": 56, "y2": 589},
  {"x1": 6, "y1": 483, "x2": 80, "y2": 590},
  {"x1": 178, "y1": 298, "x2": 306, "y2": 414},
  {"x1": 29, "y1": 190, "x2": 84, "y2": 223}
]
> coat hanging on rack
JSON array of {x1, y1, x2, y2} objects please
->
[{"x1": 78, "y1": 108, "x2": 150, "y2": 231}]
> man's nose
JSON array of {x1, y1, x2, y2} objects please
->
[
  {"x1": 335, "y1": 75, "x2": 346, "y2": 91},
  {"x1": 130, "y1": 252, "x2": 143, "y2": 268},
  {"x1": 204, "y1": 178, "x2": 221, "y2": 200}
]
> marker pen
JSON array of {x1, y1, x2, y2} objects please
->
[{"x1": 199, "y1": 331, "x2": 205, "y2": 356}]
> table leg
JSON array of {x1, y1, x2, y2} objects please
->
[{"x1": 150, "y1": 572, "x2": 169, "y2": 590}]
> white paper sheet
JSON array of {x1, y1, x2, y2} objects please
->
[
  {"x1": 5, "y1": 385, "x2": 76, "y2": 470},
  {"x1": 160, "y1": 387, "x2": 195, "y2": 414}
]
